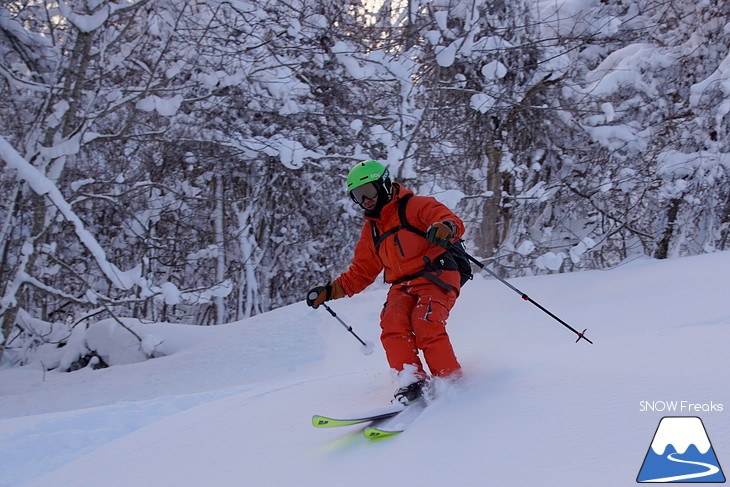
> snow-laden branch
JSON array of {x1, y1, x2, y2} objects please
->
[
  {"x1": 0, "y1": 136, "x2": 139, "y2": 290},
  {"x1": 57, "y1": 0, "x2": 151, "y2": 33}
]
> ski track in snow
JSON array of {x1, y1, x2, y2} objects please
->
[
  {"x1": 1, "y1": 252, "x2": 729, "y2": 487},
  {"x1": 642, "y1": 453, "x2": 720, "y2": 482}
]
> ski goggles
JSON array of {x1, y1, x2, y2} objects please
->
[{"x1": 349, "y1": 182, "x2": 379, "y2": 204}]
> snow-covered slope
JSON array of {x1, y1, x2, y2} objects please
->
[{"x1": 1, "y1": 252, "x2": 729, "y2": 487}]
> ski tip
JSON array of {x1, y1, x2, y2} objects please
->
[
  {"x1": 311, "y1": 415, "x2": 361, "y2": 428},
  {"x1": 312, "y1": 415, "x2": 361, "y2": 428},
  {"x1": 363, "y1": 428, "x2": 401, "y2": 439},
  {"x1": 312, "y1": 415, "x2": 331, "y2": 428}
]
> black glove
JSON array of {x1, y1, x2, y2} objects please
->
[
  {"x1": 306, "y1": 284, "x2": 331, "y2": 309},
  {"x1": 307, "y1": 279, "x2": 347, "y2": 309},
  {"x1": 426, "y1": 221, "x2": 455, "y2": 247}
]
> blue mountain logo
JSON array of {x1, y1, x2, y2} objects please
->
[{"x1": 637, "y1": 416, "x2": 725, "y2": 483}]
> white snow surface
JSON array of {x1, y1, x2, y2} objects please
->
[{"x1": 2, "y1": 251, "x2": 730, "y2": 486}]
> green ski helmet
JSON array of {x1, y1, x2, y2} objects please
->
[{"x1": 346, "y1": 160, "x2": 393, "y2": 209}]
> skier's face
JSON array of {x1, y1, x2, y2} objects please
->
[
  {"x1": 361, "y1": 194, "x2": 378, "y2": 211},
  {"x1": 350, "y1": 182, "x2": 379, "y2": 211},
  {"x1": 350, "y1": 182, "x2": 378, "y2": 203}
]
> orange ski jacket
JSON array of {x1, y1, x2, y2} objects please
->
[{"x1": 337, "y1": 183, "x2": 465, "y2": 297}]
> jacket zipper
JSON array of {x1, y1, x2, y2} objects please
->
[{"x1": 393, "y1": 233, "x2": 405, "y2": 257}]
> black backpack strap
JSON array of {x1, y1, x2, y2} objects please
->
[
  {"x1": 397, "y1": 194, "x2": 426, "y2": 237},
  {"x1": 371, "y1": 193, "x2": 416, "y2": 251},
  {"x1": 370, "y1": 221, "x2": 380, "y2": 250},
  {"x1": 390, "y1": 254, "x2": 456, "y2": 292},
  {"x1": 371, "y1": 222, "x2": 403, "y2": 252}
]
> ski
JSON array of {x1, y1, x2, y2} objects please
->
[
  {"x1": 312, "y1": 403, "x2": 405, "y2": 428},
  {"x1": 363, "y1": 399, "x2": 427, "y2": 438}
]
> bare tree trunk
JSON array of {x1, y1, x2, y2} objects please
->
[
  {"x1": 213, "y1": 174, "x2": 227, "y2": 325},
  {"x1": 654, "y1": 198, "x2": 682, "y2": 259},
  {"x1": 480, "y1": 141, "x2": 505, "y2": 258},
  {"x1": 0, "y1": 193, "x2": 47, "y2": 359}
]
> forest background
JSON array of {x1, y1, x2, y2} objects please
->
[{"x1": 1, "y1": 0, "x2": 729, "y2": 368}]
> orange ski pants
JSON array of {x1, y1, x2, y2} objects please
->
[{"x1": 379, "y1": 281, "x2": 461, "y2": 379}]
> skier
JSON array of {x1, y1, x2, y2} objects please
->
[{"x1": 306, "y1": 160, "x2": 466, "y2": 405}]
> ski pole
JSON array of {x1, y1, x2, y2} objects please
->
[
  {"x1": 321, "y1": 303, "x2": 375, "y2": 355},
  {"x1": 450, "y1": 243, "x2": 593, "y2": 344},
  {"x1": 307, "y1": 291, "x2": 374, "y2": 355}
]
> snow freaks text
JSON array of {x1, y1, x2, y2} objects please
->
[{"x1": 639, "y1": 401, "x2": 724, "y2": 413}]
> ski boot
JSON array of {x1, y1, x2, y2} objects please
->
[{"x1": 393, "y1": 379, "x2": 428, "y2": 406}]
